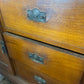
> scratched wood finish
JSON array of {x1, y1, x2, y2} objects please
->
[
  {"x1": 0, "y1": 0, "x2": 84, "y2": 54},
  {"x1": 3, "y1": 32, "x2": 84, "y2": 84},
  {"x1": 14, "y1": 60, "x2": 63, "y2": 84}
]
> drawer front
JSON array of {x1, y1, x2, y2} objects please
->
[
  {"x1": 1, "y1": 0, "x2": 84, "y2": 54},
  {"x1": 14, "y1": 60, "x2": 63, "y2": 84},
  {"x1": 4, "y1": 32, "x2": 84, "y2": 84}
]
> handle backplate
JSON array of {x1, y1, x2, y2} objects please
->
[
  {"x1": 34, "y1": 75, "x2": 46, "y2": 84},
  {"x1": 27, "y1": 8, "x2": 46, "y2": 23},
  {"x1": 28, "y1": 52, "x2": 44, "y2": 64}
]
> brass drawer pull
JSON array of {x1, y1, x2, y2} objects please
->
[
  {"x1": 28, "y1": 53, "x2": 44, "y2": 64},
  {"x1": 0, "y1": 41, "x2": 7, "y2": 54},
  {"x1": 34, "y1": 75, "x2": 46, "y2": 84},
  {"x1": 27, "y1": 8, "x2": 46, "y2": 23}
]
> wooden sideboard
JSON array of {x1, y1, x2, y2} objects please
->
[{"x1": 0, "y1": 0, "x2": 84, "y2": 84}]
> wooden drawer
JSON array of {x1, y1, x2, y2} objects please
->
[
  {"x1": 14, "y1": 60, "x2": 63, "y2": 84},
  {"x1": 4, "y1": 32, "x2": 84, "y2": 84},
  {"x1": 1, "y1": 0, "x2": 84, "y2": 54}
]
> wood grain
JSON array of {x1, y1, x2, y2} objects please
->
[
  {"x1": 3, "y1": 32, "x2": 84, "y2": 84},
  {"x1": 0, "y1": 0, "x2": 84, "y2": 54}
]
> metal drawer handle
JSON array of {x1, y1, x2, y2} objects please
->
[
  {"x1": 0, "y1": 41, "x2": 7, "y2": 54},
  {"x1": 34, "y1": 75, "x2": 46, "y2": 84},
  {"x1": 28, "y1": 53, "x2": 44, "y2": 64},
  {"x1": 27, "y1": 8, "x2": 46, "y2": 23}
]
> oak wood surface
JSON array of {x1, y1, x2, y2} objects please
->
[
  {"x1": 3, "y1": 32, "x2": 84, "y2": 84},
  {"x1": 0, "y1": 0, "x2": 84, "y2": 54}
]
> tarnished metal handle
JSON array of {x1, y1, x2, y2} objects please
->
[
  {"x1": 34, "y1": 75, "x2": 46, "y2": 84},
  {"x1": 28, "y1": 52, "x2": 44, "y2": 64},
  {"x1": 0, "y1": 41, "x2": 7, "y2": 54},
  {"x1": 27, "y1": 8, "x2": 46, "y2": 23}
]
